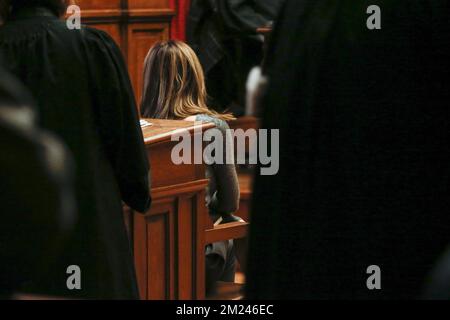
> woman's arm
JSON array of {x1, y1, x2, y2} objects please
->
[{"x1": 208, "y1": 119, "x2": 240, "y2": 215}]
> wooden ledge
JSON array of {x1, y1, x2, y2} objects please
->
[
  {"x1": 206, "y1": 282, "x2": 244, "y2": 300},
  {"x1": 142, "y1": 119, "x2": 215, "y2": 145},
  {"x1": 205, "y1": 221, "x2": 250, "y2": 244}
]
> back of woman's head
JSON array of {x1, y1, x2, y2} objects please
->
[{"x1": 140, "y1": 40, "x2": 234, "y2": 121}]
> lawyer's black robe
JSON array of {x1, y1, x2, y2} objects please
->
[
  {"x1": 247, "y1": 0, "x2": 450, "y2": 299},
  {"x1": 187, "y1": 0, "x2": 283, "y2": 113},
  {"x1": 0, "y1": 8, "x2": 151, "y2": 299}
]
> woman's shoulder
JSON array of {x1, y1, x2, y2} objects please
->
[{"x1": 195, "y1": 114, "x2": 230, "y2": 132}]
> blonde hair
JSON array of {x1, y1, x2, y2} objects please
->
[{"x1": 140, "y1": 40, "x2": 235, "y2": 121}]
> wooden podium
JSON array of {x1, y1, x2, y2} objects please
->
[{"x1": 130, "y1": 119, "x2": 214, "y2": 300}]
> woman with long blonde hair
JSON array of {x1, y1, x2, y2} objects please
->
[
  {"x1": 141, "y1": 40, "x2": 242, "y2": 294},
  {"x1": 140, "y1": 40, "x2": 235, "y2": 121}
]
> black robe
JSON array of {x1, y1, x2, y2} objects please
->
[
  {"x1": 0, "y1": 7, "x2": 151, "y2": 299},
  {"x1": 247, "y1": 0, "x2": 450, "y2": 299},
  {"x1": 187, "y1": 0, "x2": 283, "y2": 114},
  {"x1": 0, "y1": 67, "x2": 75, "y2": 298}
]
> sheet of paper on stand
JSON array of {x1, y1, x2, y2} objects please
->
[{"x1": 140, "y1": 120, "x2": 153, "y2": 128}]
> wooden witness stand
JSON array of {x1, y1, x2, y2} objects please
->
[
  {"x1": 126, "y1": 119, "x2": 250, "y2": 300},
  {"x1": 15, "y1": 119, "x2": 250, "y2": 300}
]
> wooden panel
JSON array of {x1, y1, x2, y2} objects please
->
[
  {"x1": 134, "y1": 186, "x2": 208, "y2": 300},
  {"x1": 134, "y1": 199, "x2": 174, "y2": 300},
  {"x1": 194, "y1": 188, "x2": 206, "y2": 298},
  {"x1": 74, "y1": 0, "x2": 121, "y2": 10},
  {"x1": 146, "y1": 142, "x2": 198, "y2": 188},
  {"x1": 128, "y1": 0, "x2": 171, "y2": 10},
  {"x1": 146, "y1": 202, "x2": 174, "y2": 300},
  {"x1": 75, "y1": 0, "x2": 122, "y2": 19},
  {"x1": 128, "y1": 23, "x2": 169, "y2": 103},
  {"x1": 133, "y1": 211, "x2": 148, "y2": 299},
  {"x1": 177, "y1": 196, "x2": 194, "y2": 300},
  {"x1": 77, "y1": 1, "x2": 173, "y2": 103},
  {"x1": 87, "y1": 23, "x2": 122, "y2": 48},
  {"x1": 142, "y1": 120, "x2": 214, "y2": 188}
]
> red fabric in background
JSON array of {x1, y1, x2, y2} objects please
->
[{"x1": 170, "y1": 0, "x2": 190, "y2": 41}]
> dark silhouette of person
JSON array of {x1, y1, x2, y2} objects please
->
[
  {"x1": 247, "y1": 0, "x2": 450, "y2": 299},
  {"x1": 187, "y1": 0, "x2": 283, "y2": 115},
  {"x1": 0, "y1": 0, "x2": 151, "y2": 298}
]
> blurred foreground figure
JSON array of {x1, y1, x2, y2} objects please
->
[
  {"x1": 423, "y1": 247, "x2": 450, "y2": 300},
  {"x1": 247, "y1": 0, "x2": 450, "y2": 299},
  {"x1": 0, "y1": 1, "x2": 151, "y2": 298},
  {"x1": 0, "y1": 68, "x2": 75, "y2": 299}
]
